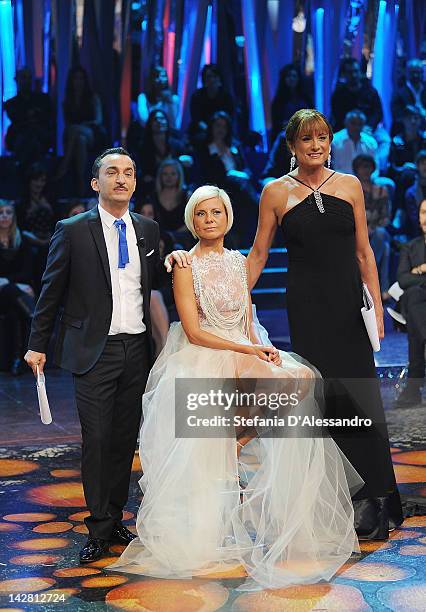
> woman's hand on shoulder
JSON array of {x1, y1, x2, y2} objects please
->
[{"x1": 165, "y1": 249, "x2": 193, "y2": 272}]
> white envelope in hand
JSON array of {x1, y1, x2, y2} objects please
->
[
  {"x1": 36, "y1": 365, "x2": 52, "y2": 425},
  {"x1": 361, "y1": 283, "x2": 380, "y2": 352}
]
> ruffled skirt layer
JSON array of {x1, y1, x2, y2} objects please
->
[{"x1": 109, "y1": 321, "x2": 362, "y2": 589}]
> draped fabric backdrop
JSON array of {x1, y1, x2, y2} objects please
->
[
  {"x1": 405, "y1": 0, "x2": 426, "y2": 61},
  {"x1": 81, "y1": 0, "x2": 115, "y2": 142},
  {"x1": 119, "y1": 0, "x2": 132, "y2": 142},
  {"x1": 54, "y1": 0, "x2": 73, "y2": 155},
  {"x1": 18, "y1": 0, "x2": 48, "y2": 89},
  {"x1": 372, "y1": 0, "x2": 399, "y2": 130},
  {"x1": 309, "y1": 0, "x2": 350, "y2": 118},
  {"x1": 176, "y1": 0, "x2": 209, "y2": 129}
]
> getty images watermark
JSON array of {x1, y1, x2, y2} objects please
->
[{"x1": 174, "y1": 378, "x2": 379, "y2": 439}]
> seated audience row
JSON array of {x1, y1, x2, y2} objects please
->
[{"x1": 0, "y1": 200, "x2": 36, "y2": 375}]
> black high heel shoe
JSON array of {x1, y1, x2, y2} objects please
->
[{"x1": 354, "y1": 497, "x2": 389, "y2": 540}]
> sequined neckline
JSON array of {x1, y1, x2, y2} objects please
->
[{"x1": 193, "y1": 248, "x2": 229, "y2": 260}]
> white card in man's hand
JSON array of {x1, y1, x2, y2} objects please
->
[{"x1": 36, "y1": 365, "x2": 52, "y2": 425}]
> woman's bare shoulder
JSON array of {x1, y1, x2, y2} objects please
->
[
  {"x1": 331, "y1": 172, "x2": 362, "y2": 206},
  {"x1": 264, "y1": 176, "x2": 292, "y2": 192},
  {"x1": 262, "y1": 177, "x2": 291, "y2": 203},
  {"x1": 333, "y1": 172, "x2": 361, "y2": 189}
]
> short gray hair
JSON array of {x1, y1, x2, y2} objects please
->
[{"x1": 184, "y1": 185, "x2": 233, "y2": 238}]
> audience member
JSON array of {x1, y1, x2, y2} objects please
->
[
  {"x1": 396, "y1": 198, "x2": 426, "y2": 407},
  {"x1": 15, "y1": 163, "x2": 55, "y2": 292},
  {"x1": 392, "y1": 59, "x2": 426, "y2": 132},
  {"x1": 137, "y1": 201, "x2": 155, "y2": 219},
  {"x1": 260, "y1": 131, "x2": 292, "y2": 185},
  {"x1": 332, "y1": 110, "x2": 378, "y2": 174},
  {"x1": 151, "y1": 159, "x2": 193, "y2": 247},
  {"x1": 66, "y1": 200, "x2": 86, "y2": 218},
  {"x1": 137, "y1": 66, "x2": 179, "y2": 130},
  {"x1": 134, "y1": 196, "x2": 172, "y2": 357},
  {"x1": 331, "y1": 58, "x2": 383, "y2": 131},
  {"x1": 16, "y1": 163, "x2": 54, "y2": 248},
  {"x1": 139, "y1": 110, "x2": 190, "y2": 195},
  {"x1": 390, "y1": 105, "x2": 426, "y2": 172},
  {"x1": 404, "y1": 150, "x2": 426, "y2": 239},
  {"x1": 0, "y1": 201, "x2": 35, "y2": 375},
  {"x1": 270, "y1": 64, "x2": 313, "y2": 143},
  {"x1": 189, "y1": 64, "x2": 235, "y2": 145},
  {"x1": 4, "y1": 68, "x2": 53, "y2": 170},
  {"x1": 55, "y1": 66, "x2": 106, "y2": 196},
  {"x1": 389, "y1": 105, "x2": 426, "y2": 206},
  {"x1": 353, "y1": 154, "x2": 391, "y2": 297},
  {"x1": 198, "y1": 111, "x2": 258, "y2": 244}
]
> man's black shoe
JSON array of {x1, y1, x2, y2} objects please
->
[
  {"x1": 79, "y1": 538, "x2": 109, "y2": 564},
  {"x1": 110, "y1": 524, "x2": 136, "y2": 545}
]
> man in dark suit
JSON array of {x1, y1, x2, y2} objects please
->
[
  {"x1": 331, "y1": 58, "x2": 383, "y2": 132},
  {"x1": 391, "y1": 59, "x2": 426, "y2": 132},
  {"x1": 396, "y1": 198, "x2": 426, "y2": 407},
  {"x1": 25, "y1": 147, "x2": 164, "y2": 562}
]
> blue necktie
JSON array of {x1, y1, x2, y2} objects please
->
[{"x1": 113, "y1": 219, "x2": 130, "y2": 269}]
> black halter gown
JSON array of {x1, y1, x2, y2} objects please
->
[{"x1": 281, "y1": 176, "x2": 403, "y2": 535}]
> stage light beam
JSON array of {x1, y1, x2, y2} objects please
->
[{"x1": 0, "y1": 0, "x2": 17, "y2": 154}]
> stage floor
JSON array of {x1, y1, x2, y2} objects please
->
[{"x1": 0, "y1": 313, "x2": 425, "y2": 611}]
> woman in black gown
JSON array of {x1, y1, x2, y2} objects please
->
[{"x1": 246, "y1": 109, "x2": 403, "y2": 539}]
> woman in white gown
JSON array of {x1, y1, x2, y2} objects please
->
[{"x1": 109, "y1": 185, "x2": 363, "y2": 590}]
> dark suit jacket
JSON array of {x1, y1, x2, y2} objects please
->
[
  {"x1": 198, "y1": 142, "x2": 248, "y2": 187},
  {"x1": 28, "y1": 207, "x2": 165, "y2": 374},
  {"x1": 391, "y1": 84, "x2": 426, "y2": 123},
  {"x1": 331, "y1": 80, "x2": 383, "y2": 131},
  {"x1": 397, "y1": 236, "x2": 426, "y2": 291}
]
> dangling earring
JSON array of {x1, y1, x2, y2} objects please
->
[
  {"x1": 327, "y1": 152, "x2": 331, "y2": 169},
  {"x1": 290, "y1": 155, "x2": 296, "y2": 172}
]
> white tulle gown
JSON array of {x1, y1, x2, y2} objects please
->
[{"x1": 109, "y1": 249, "x2": 362, "y2": 590}]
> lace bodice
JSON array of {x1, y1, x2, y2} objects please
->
[{"x1": 191, "y1": 249, "x2": 249, "y2": 331}]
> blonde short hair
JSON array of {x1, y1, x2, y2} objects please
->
[{"x1": 184, "y1": 185, "x2": 233, "y2": 238}]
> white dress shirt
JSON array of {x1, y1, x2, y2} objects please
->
[
  {"x1": 332, "y1": 129, "x2": 378, "y2": 174},
  {"x1": 98, "y1": 205, "x2": 145, "y2": 335}
]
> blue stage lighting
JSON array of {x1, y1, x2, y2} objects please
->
[
  {"x1": 0, "y1": 0, "x2": 17, "y2": 102},
  {"x1": 241, "y1": 0, "x2": 267, "y2": 150},
  {"x1": 314, "y1": 8, "x2": 325, "y2": 113},
  {"x1": 14, "y1": 0, "x2": 26, "y2": 68},
  {"x1": 0, "y1": 0, "x2": 17, "y2": 154},
  {"x1": 43, "y1": 0, "x2": 51, "y2": 93},
  {"x1": 372, "y1": 1, "x2": 386, "y2": 91},
  {"x1": 199, "y1": 3, "x2": 213, "y2": 86}
]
